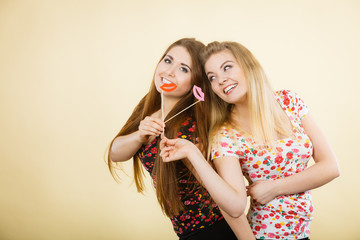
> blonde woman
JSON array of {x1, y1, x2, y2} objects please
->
[{"x1": 160, "y1": 41, "x2": 340, "y2": 239}]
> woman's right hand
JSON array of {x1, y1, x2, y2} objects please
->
[{"x1": 138, "y1": 116, "x2": 164, "y2": 143}]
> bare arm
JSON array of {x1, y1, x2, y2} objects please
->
[
  {"x1": 160, "y1": 137, "x2": 247, "y2": 218},
  {"x1": 110, "y1": 116, "x2": 163, "y2": 162},
  {"x1": 248, "y1": 112, "x2": 340, "y2": 204},
  {"x1": 220, "y1": 210, "x2": 255, "y2": 240}
]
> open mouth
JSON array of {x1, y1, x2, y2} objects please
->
[
  {"x1": 160, "y1": 78, "x2": 177, "y2": 92},
  {"x1": 223, "y1": 84, "x2": 237, "y2": 95}
]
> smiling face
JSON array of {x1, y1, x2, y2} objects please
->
[
  {"x1": 154, "y1": 46, "x2": 193, "y2": 99},
  {"x1": 204, "y1": 49, "x2": 248, "y2": 105}
]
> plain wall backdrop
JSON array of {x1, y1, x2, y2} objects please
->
[{"x1": 0, "y1": 0, "x2": 359, "y2": 239}]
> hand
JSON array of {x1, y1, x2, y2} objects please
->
[
  {"x1": 160, "y1": 136, "x2": 196, "y2": 162},
  {"x1": 138, "y1": 116, "x2": 163, "y2": 143},
  {"x1": 247, "y1": 180, "x2": 280, "y2": 205}
]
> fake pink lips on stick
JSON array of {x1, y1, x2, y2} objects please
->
[
  {"x1": 193, "y1": 85, "x2": 205, "y2": 101},
  {"x1": 164, "y1": 85, "x2": 205, "y2": 124}
]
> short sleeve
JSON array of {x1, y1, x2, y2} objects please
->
[
  {"x1": 210, "y1": 126, "x2": 240, "y2": 161},
  {"x1": 294, "y1": 92, "x2": 309, "y2": 120},
  {"x1": 276, "y1": 90, "x2": 310, "y2": 121}
]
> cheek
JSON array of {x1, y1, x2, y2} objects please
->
[
  {"x1": 179, "y1": 75, "x2": 192, "y2": 91},
  {"x1": 211, "y1": 83, "x2": 221, "y2": 95}
]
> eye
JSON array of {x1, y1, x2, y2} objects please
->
[
  {"x1": 224, "y1": 65, "x2": 232, "y2": 71},
  {"x1": 180, "y1": 67, "x2": 189, "y2": 73},
  {"x1": 164, "y1": 58, "x2": 172, "y2": 64},
  {"x1": 208, "y1": 75, "x2": 215, "y2": 82}
]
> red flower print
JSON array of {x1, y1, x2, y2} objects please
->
[
  {"x1": 286, "y1": 152, "x2": 293, "y2": 159},
  {"x1": 264, "y1": 170, "x2": 270, "y2": 174},
  {"x1": 253, "y1": 164, "x2": 259, "y2": 169},
  {"x1": 188, "y1": 127, "x2": 194, "y2": 132},
  {"x1": 276, "y1": 147, "x2": 283, "y2": 152},
  {"x1": 183, "y1": 120, "x2": 189, "y2": 126},
  {"x1": 292, "y1": 148, "x2": 299, "y2": 153},
  {"x1": 235, "y1": 150, "x2": 244, "y2": 157},
  {"x1": 271, "y1": 166, "x2": 276, "y2": 170},
  {"x1": 284, "y1": 97, "x2": 290, "y2": 106},
  {"x1": 263, "y1": 160, "x2": 268, "y2": 164},
  {"x1": 255, "y1": 226, "x2": 261, "y2": 231},
  {"x1": 150, "y1": 147, "x2": 157, "y2": 154},
  {"x1": 268, "y1": 232, "x2": 276, "y2": 238},
  {"x1": 304, "y1": 142, "x2": 310, "y2": 148},
  {"x1": 245, "y1": 149, "x2": 250, "y2": 154},
  {"x1": 286, "y1": 140, "x2": 293, "y2": 147},
  {"x1": 275, "y1": 155, "x2": 284, "y2": 164},
  {"x1": 221, "y1": 142, "x2": 228, "y2": 147},
  {"x1": 275, "y1": 223, "x2": 282, "y2": 229}
]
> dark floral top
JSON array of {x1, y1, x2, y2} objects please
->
[{"x1": 137, "y1": 116, "x2": 223, "y2": 237}]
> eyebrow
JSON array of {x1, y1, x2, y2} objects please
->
[
  {"x1": 165, "y1": 54, "x2": 192, "y2": 72},
  {"x1": 206, "y1": 60, "x2": 234, "y2": 76}
]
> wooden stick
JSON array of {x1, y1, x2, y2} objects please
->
[
  {"x1": 161, "y1": 90, "x2": 165, "y2": 132},
  {"x1": 164, "y1": 100, "x2": 200, "y2": 124}
]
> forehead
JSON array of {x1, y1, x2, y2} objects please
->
[
  {"x1": 205, "y1": 49, "x2": 236, "y2": 71},
  {"x1": 166, "y1": 46, "x2": 192, "y2": 67}
]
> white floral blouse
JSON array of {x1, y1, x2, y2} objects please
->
[{"x1": 211, "y1": 90, "x2": 313, "y2": 239}]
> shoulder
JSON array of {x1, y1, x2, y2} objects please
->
[
  {"x1": 212, "y1": 124, "x2": 236, "y2": 141},
  {"x1": 275, "y1": 90, "x2": 306, "y2": 107},
  {"x1": 275, "y1": 90, "x2": 309, "y2": 120},
  {"x1": 210, "y1": 124, "x2": 246, "y2": 159}
]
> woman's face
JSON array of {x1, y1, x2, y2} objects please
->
[
  {"x1": 155, "y1": 46, "x2": 193, "y2": 99},
  {"x1": 204, "y1": 49, "x2": 248, "y2": 105}
]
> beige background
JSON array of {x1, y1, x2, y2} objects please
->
[{"x1": 0, "y1": 0, "x2": 359, "y2": 239}]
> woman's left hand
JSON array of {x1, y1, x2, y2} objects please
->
[
  {"x1": 159, "y1": 136, "x2": 196, "y2": 162},
  {"x1": 247, "y1": 180, "x2": 280, "y2": 205}
]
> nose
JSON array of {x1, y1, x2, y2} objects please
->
[
  {"x1": 166, "y1": 65, "x2": 176, "y2": 77},
  {"x1": 218, "y1": 77, "x2": 228, "y2": 85}
]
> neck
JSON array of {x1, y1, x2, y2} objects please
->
[
  {"x1": 232, "y1": 102, "x2": 249, "y2": 119},
  {"x1": 230, "y1": 101, "x2": 252, "y2": 134}
]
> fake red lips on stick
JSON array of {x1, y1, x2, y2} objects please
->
[{"x1": 160, "y1": 82, "x2": 177, "y2": 92}]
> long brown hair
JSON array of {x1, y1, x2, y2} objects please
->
[
  {"x1": 201, "y1": 41, "x2": 293, "y2": 147},
  {"x1": 108, "y1": 38, "x2": 211, "y2": 217}
]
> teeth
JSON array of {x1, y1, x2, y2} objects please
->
[
  {"x1": 162, "y1": 78, "x2": 171, "y2": 84},
  {"x1": 224, "y1": 84, "x2": 237, "y2": 94}
]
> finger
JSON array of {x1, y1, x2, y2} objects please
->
[
  {"x1": 143, "y1": 121, "x2": 163, "y2": 134},
  {"x1": 140, "y1": 129, "x2": 160, "y2": 137},
  {"x1": 163, "y1": 138, "x2": 177, "y2": 146},
  {"x1": 151, "y1": 116, "x2": 164, "y2": 126},
  {"x1": 148, "y1": 117, "x2": 164, "y2": 131},
  {"x1": 159, "y1": 138, "x2": 167, "y2": 150}
]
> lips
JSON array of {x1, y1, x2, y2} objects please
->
[
  {"x1": 223, "y1": 83, "x2": 237, "y2": 95},
  {"x1": 160, "y1": 78, "x2": 177, "y2": 92}
]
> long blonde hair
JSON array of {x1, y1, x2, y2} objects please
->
[
  {"x1": 108, "y1": 38, "x2": 211, "y2": 217},
  {"x1": 201, "y1": 41, "x2": 292, "y2": 147}
]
